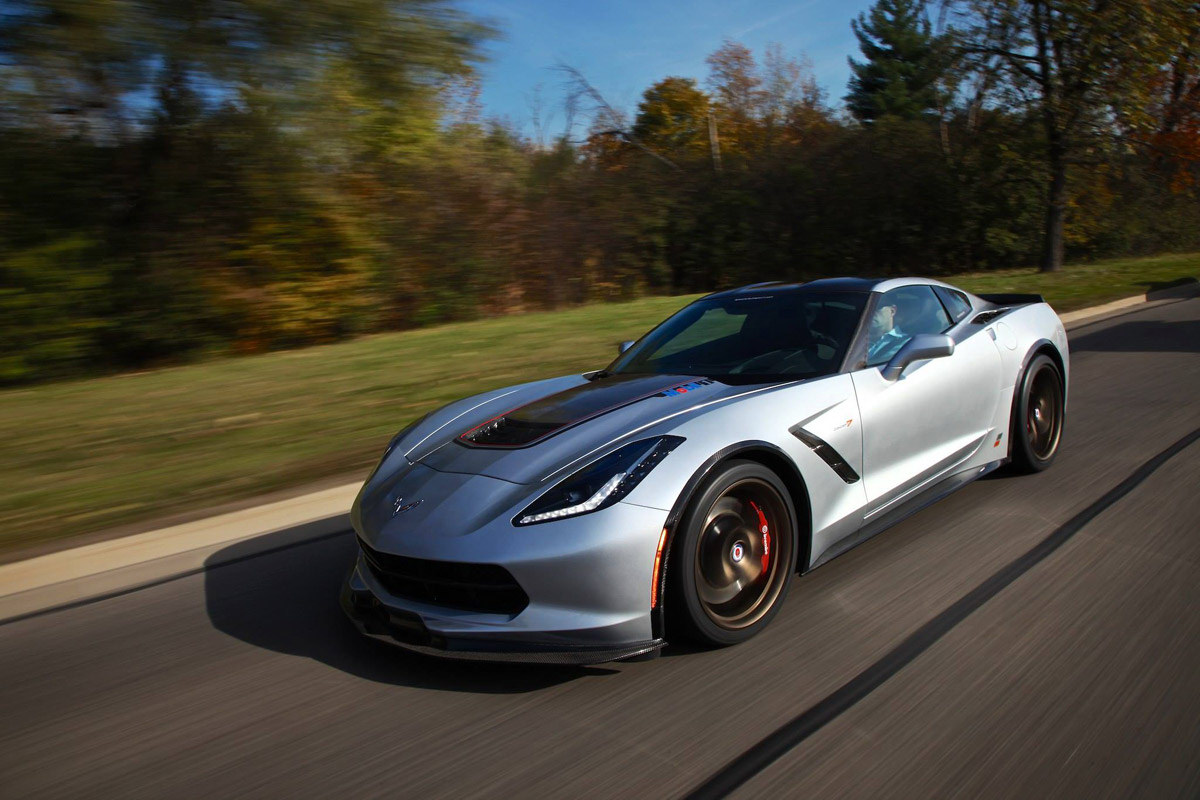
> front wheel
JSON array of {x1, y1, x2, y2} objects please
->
[
  {"x1": 667, "y1": 461, "x2": 798, "y2": 647},
  {"x1": 1010, "y1": 354, "x2": 1065, "y2": 473}
]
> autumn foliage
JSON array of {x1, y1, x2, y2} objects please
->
[{"x1": 0, "y1": 0, "x2": 1197, "y2": 384}]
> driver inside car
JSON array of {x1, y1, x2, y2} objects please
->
[{"x1": 866, "y1": 300, "x2": 908, "y2": 364}]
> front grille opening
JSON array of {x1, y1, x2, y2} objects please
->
[{"x1": 359, "y1": 539, "x2": 529, "y2": 615}]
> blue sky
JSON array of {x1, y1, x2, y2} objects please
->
[{"x1": 457, "y1": 0, "x2": 877, "y2": 139}]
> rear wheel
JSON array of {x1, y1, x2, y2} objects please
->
[
  {"x1": 1010, "y1": 354, "x2": 1064, "y2": 473},
  {"x1": 668, "y1": 461, "x2": 798, "y2": 646}
]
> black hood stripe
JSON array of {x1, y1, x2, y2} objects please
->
[{"x1": 459, "y1": 374, "x2": 709, "y2": 448}]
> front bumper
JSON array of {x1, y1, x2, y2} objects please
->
[
  {"x1": 341, "y1": 570, "x2": 662, "y2": 664},
  {"x1": 342, "y1": 494, "x2": 671, "y2": 665}
]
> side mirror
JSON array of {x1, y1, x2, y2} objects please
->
[
  {"x1": 617, "y1": 340, "x2": 635, "y2": 355},
  {"x1": 881, "y1": 334, "x2": 954, "y2": 381}
]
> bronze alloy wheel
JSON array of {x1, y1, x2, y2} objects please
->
[
  {"x1": 1026, "y1": 362, "x2": 1063, "y2": 461},
  {"x1": 1011, "y1": 353, "x2": 1065, "y2": 473},
  {"x1": 669, "y1": 459, "x2": 799, "y2": 646},
  {"x1": 693, "y1": 476, "x2": 793, "y2": 631}
]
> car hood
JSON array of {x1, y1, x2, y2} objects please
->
[{"x1": 401, "y1": 372, "x2": 778, "y2": 485}]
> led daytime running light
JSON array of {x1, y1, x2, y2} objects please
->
[
  {"x1": 515, "y1": 436, "x2": 684, "y2": 526},
  {"x1": 518, "y1": 473, "x2": 624, "y2": 524}
]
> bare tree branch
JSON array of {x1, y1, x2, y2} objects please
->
[{"x1": 555, "y1": 63, "x2": 682, "y2": 171}]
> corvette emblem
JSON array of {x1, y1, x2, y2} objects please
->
[{"x1": 392, "y1": 497, "x2": 422, "y2": 516}]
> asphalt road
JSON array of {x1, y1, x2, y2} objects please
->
[{"x1": 3, "y1": 298, "x2": 1198, "y2": 799}]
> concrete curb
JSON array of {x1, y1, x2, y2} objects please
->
[
  {"x1": 1058, "y1": 278, "x2": 1198, "y2": 325},
  {"x1": 2, "y1": 280, "x2": 1197, "y2": 623},
  {"x1": 0, "y1": 484, "x2": 358, "y2": 622}
]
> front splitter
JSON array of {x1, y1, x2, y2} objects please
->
[{"x1": 341, "y1": 580, "x2": 662, "y2": 665}]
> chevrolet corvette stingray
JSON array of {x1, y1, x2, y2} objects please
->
[{"x1": 342, "y1": 277, "x2": 1068, "y2": 663}]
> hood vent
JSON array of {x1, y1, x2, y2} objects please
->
[
  {"x1": 461, "y1": 417, "x2": 560, "y2": 447},
  {"x1": 458, "y1": 373, "x2": 703, "y2": 449}
]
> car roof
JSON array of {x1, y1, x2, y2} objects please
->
[{"x1": 703, "y1": 276, "x2": 963, "y2": 300}]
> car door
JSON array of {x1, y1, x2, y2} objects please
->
[{"x1": 850, "y1": 285, "x2": 1003, "y2": 517}]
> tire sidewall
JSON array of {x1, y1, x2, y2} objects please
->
[
  {"x1": 1012, "y1": 354, "x2": 1064, "y2": 472},
  {"x1": 668, "y1": 460, "x2": 799, "y2": 646}
]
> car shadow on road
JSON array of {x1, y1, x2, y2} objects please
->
[
  {"x1": 204, "y1": 527, "x2": 615, "y2": 694},
  {"x1": 1070, "y1": 319, "x2": 1200, "y2": 354}
]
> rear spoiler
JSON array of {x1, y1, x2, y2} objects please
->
[{"x1": 976, "y1": 292, "x2": 1044, "y2": 306}]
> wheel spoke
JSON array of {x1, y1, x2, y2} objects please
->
[
  {"x1": 1026, "y1": 365, "x2": 1062, "y2": 461},
  {"x1": 693, "y1": 477, "x2": 791, "y2": 630}
]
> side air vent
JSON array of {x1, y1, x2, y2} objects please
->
[
  {"x1": 789, "y1": 425, "x2": 861, "y2": 484},
  {"x1": 971, "y1": 309, "x2": 1007, "y2": 325}
]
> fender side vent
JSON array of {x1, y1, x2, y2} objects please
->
[
  {"x1": 971, "y1": 309, "x2": 1007, "y2": 325},
  {"x1": 789, "y1": 425, "x2": 861, "y2": 484}
]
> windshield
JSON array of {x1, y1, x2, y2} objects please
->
[{"x1": 608, "y1": 290, "x2": 867, "y2": 382}]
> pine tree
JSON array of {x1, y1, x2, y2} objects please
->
[{"x1": 845, "y1": 0, "x2": 944, "y2": 123}]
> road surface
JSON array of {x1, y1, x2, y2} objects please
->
[{"x1": 2, "y1": 298, "x2": 1198, "y2": 799}]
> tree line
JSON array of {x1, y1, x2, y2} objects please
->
[{"x1": 1, "y1": 0, "x2": 1197, "y2": 384}]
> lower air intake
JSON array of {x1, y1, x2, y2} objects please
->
[{"x1": 359, "y1": 538, "x2": 529, "y2": 615}]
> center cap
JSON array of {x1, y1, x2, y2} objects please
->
[{"x1": 731, "y1": 542, "x2": 746, "y2": 562}]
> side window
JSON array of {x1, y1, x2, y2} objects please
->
[
  {"x1": 866, "y1": 286, "x2": 951, "y2": 366},
  {"x1": 934, "y1": 286, "x2": 972, "y2": 323}
]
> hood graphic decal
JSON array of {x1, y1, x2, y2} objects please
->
[
  {"x1": 460, "y1": 373, "x2": 707, "y2": 448},
  {"x1": 654, "y1": 379, "x2": 715, "y2": 396}
]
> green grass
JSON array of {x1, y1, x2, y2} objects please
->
[
  {"x1": 951, "y1": 252, "x2": 1198, "y2": 309},
  {"x1": 1, "y1": 251, "x2": 1195, "y2": 556}
]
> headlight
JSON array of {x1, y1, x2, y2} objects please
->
[{"x1": 514, "y1": 436, "x2": 684, "y2": 526}]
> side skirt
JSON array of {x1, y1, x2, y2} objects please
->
[{"x1": 807, "y1": 458, "x2": 1006, "y2": 571}]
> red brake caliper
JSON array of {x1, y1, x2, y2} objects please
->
[{"x1": 749, "y1": 501, "x2": 770, "y2": 573}]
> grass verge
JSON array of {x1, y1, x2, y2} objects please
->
[{"x1": 1, "y1": 251, "x2": 1195, "y2": 557}]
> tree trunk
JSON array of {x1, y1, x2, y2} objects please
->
[
  {"x1": 707, "y1": 113, "x2": 722, "y2": 172},
  {"x1": 1040, "y1": 149, "x2": 1067, "y2": 272},
  {"x1": 1030, "y1": 0, "x2": 1065, "y2": 273}
]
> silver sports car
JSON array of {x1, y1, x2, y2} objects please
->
[{"x1": 342, "y1": 277, "x2": 1068, "y2": 663}]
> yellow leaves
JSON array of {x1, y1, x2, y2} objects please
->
[
  {"x1": 1064, "y1": 164, "x2": 1116, "y2": 246},
  {"x1": 632, "y1": 77, "x2": 712, "y2": 159}
]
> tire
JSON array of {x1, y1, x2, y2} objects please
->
[
  {"x1": 667, "y1": 460, "x2": 798, "y2": 647},
  {"x1": 1010, "y1": 353, "x2": 1065, "y2": 473}
]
